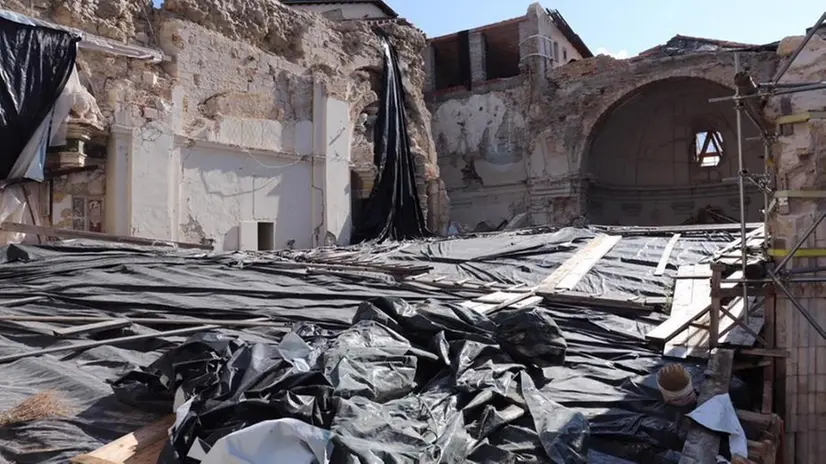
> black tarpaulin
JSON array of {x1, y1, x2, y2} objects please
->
[
  {"x1": 351, "y1": 30, "x2": 429, "y2": 243},
  {"x1": 0, "y1": 229, "x2": 754, "y2": 463},
  {"x1": 0, "y1": 14, "x2": 78, "y2": 180},
  {"x1": 111, "y1": 297, "x2": 586, "y2": 463}
]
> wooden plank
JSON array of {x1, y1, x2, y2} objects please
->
[
  {"x1": 654, "y1": 233, "x2": 681, "y2": 276},
  {"x1": 0, "y1": 222, "x2": 212, "y2": 250},
  {"x1": 72, "y1": 415, "x2": 174, "y2": 464},
  {"x1": 53, "y1": 319, "x2": 132, "y2": 338},
  {"x1": 663, "y1": 268, "x2": 764, "y2": 358},
  {"x1": 543, "y1": 234, "x2": 622, "y2": 292},
  {"x1": 538, "y1": 235, "x2": 620, "y2": 292},
  {"x1": 680, "y1": 349, "x2": 736, "y2": 464},
  {"x1": 459, "y1": 295, "x2": 542, "y2": 315},
  {"x1": 718, "y1": 297, "x2": 765, "y2": 346},
  {"x1": 710, "y1": 225, "x2": 765, "y2": 261},
  {"x1": 647, "y1": 264, "x2": 712, "y2": 343}
]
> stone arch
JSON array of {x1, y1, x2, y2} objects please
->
[
  {"x1": 577, "y1": 73, "x2": 734, "y2": 173},
  {"x1": 580, "y1": 75, "x2": 763, "y2": 226}
]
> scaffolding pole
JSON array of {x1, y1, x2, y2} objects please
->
[
  {"x1": 734, "y1": 53, "x2": 751, "y2": 325},
  {"x1": 707, "y1": 11, "x2": 826, "y2": 345}
]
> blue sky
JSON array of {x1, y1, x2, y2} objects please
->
[{"x1": 152, "y1": 1, "x2": 824, "y2": 57}]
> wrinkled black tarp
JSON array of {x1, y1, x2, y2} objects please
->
[
  {"x1": 0, "y1": 15, "x2": 78, "y2": 179},
  {"x1": 297, "y1": 226, "x2": 733, "y2": 301},
  {"x1": 351, "y1": 30, "x2": 429, "y2": 243},
  {"x1": 0, "y1": 231, "x2": 749, "y2": 463},
  {"x1": 113, "y1": 298, "x2": 584, "y2": 463}
]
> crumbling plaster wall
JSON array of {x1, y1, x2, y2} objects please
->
[
  {"x1": 4, "y1": 0, "x2": 447, "y2": 247},
  {"x1": 431, "y1": 79, "x2": 529, "y2": 230},
  {"x1": 765, "y1": 31, "x2": 826, "y2": 464}
]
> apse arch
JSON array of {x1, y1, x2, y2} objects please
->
[{"x1": 579, "y1": 76, "x2": 763, "y2": 226}]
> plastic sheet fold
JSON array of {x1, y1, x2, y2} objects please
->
[
  {"x1": 351, "y1": 31, "x2": 429, "y2": 243},
  {"x1": 0, "y1": 14, "x2": 79, "y2": 180},
  {"x1": 111, "y1": 297, "x2": 584, "y2": 463}
]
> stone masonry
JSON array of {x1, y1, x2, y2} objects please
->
[{"x1": 1, "y1": 0, "x2": 449, "y2": 247}]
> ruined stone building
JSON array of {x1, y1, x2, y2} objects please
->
[
  {"x1": 429, "y1": 4, "x2": 780, "y2": 231},
  {"x1": 0, "y1": 0, "x2": 448, "y2": 250}
]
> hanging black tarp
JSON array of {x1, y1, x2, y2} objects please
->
[
  {"x1": 351, "y1": 30, "x2": 430, "y2": 243},
  {"x1": 0, "y1": 14, "x2": 79, "y2": 180}
]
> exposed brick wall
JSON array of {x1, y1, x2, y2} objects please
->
[{"x1": 469, "y1": 31, "x2": 487, "y2": 83}]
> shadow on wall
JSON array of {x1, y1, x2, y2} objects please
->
[{"x1": 179, "y1": 146, "x2": 314, "y2": 251}]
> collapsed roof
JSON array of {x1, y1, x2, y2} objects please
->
[{"x1": 0, "y1": 223, "x2": 766, "y2": 463}]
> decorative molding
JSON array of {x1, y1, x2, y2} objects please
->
[{"x1": 173, "y1": 135, "x2": 322, "y2": 163}]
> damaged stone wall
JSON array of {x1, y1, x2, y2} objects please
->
[
  {"x1": 431, "y1": 37, "x2": 780, "y2": 230},
  {"x1": 2, "y1": 0, "x2": 447, "y2": 247},
  {"x1": 529, "y1": 49, "x2": 778, "y2": 226},
  {"x1": 431, "y1": 79, "x2": 529, "y2": 231},
  {"x1": 765, "y1": 30, "x2": 826, "y2": 464}
]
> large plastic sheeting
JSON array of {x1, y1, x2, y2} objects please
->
[
  {"x1": 0, "y1": 14, "x2": 79, "y2": 180},
  {"x1": 293, "y1": 226, "x2": 733, "y2": 301},
  {"x1": 0, "y1": 231, "x2": 750, "y2": 463},
  {"x1": 351, "y1": 31, "x2": 429, "y2": 243},
  {"x1": 111, "y1": 298, "x2": 584, "y2": 463}
]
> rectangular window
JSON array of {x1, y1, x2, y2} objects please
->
[{"x1": 694, "y1": 130, "x2": 723, "y2": 167}]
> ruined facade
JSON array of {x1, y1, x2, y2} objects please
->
[
  {"x1": 429, "y1": 5, "x2": 781, "y2": 231},
  {"x1": 1, "y1": 0, "x2": 448, "y2": 249}
]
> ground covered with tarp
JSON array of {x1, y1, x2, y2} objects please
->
[{"x1": 0, "y1": 226, "x2": 752, "y2": 463}]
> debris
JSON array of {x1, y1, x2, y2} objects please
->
[{"x1": 0, "y1": 391, "x2": 72, "y2": 425}]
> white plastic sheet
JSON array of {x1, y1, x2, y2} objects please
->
[
  {"x1": 0, "y1": 186, "x2": 32, "y2": 244},
  {"x1": 200, "y1": 418, "x2": 333, "y2": 464},
  {"x1": 8, "y1": 66, "x2": 79, "y2": 183},
  {"x1": 686, "y1": 393, "x2": 748, "y2": 459}
]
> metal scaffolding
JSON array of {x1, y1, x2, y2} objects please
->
[{"x1": 710, "y1": 11, "x2": 826, "y2": 342}]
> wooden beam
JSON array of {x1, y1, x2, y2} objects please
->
[
  {"x1": 539, "y1": 234, "x2": 621, "y2": 292},
  {"x1": 647, "y1": 264, "x2": 712, "y2": 343},
  {"x1": 53, "y1": 319, "x2": 132, "y2": 338},
  {"x1": 71, "y1": 415, "x2": 174, "y2": 464},
  {"x1": 0, "y1": 222, "x2": 213, "y2": 250},
  {"x1": 680, "y1": 349, "x2": 736, "y2": 464}
]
